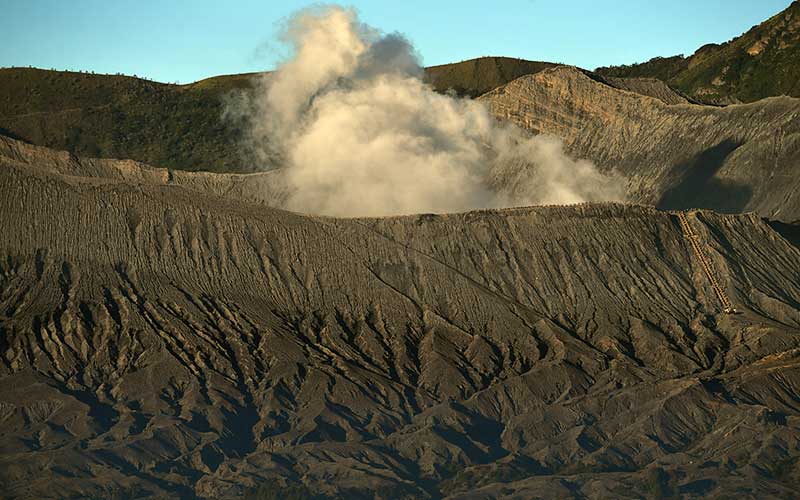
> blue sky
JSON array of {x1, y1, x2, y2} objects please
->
[{"x1": 0, "y1": 1, "x2": 791, "y2": 84}]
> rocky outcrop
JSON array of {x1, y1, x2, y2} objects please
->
[
  {"x1": 1, "y1": 141, "x2": 800, "y2": 499},
  {"x1": 481, "y1": 66, "x2": 800, "y2": 222}
]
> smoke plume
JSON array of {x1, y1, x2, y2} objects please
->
[{"x1": 231, "y1": 5, "x2": 625, "y2": 217}]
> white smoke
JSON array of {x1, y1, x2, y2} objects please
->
[{"x1": 232, "y1": 5, "x2": 625, "y2": 217}]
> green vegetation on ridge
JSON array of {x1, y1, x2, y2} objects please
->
[
  {"x1": 0, "y1": 68, "x2": 257, "y2": 173},
  {"x1": 4, "y1": 0, "x2": 798, "y2": 174},
  {"x1": 596, "y1": 1, "x2": 800, "y2": 104},
  {"x1": 425, "y1": 56, "x2": 557, "y2": 98},
  {"x1": 0, "y1": 58, "x2": 556, "y2": 173}
]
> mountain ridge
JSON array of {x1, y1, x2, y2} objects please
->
[
  {"x1": 3, "y1": 3, "x2": 799, "y2": 174},
  {"x1": 596, "y1": 1, "x2": 800, "y2": 104},
  {"x1": 0, "y1": 58, "x2": 558, "y2": 174},
  {"x1": 480, "y1": 66, "x2": 800, "y2": 222}
]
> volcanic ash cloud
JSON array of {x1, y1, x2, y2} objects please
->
[{"x1": 232, "y1": 5, "x2": 626, "y2": 217}]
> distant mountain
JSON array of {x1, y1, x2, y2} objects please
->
[
  {"x1": 425, "y1": 56, "x2": 557, "y2": 97},
  {"x1": 596, "y1": 1, "x2": 800, "y2": 104},
  {"x1": 0, "y1": 58, "x2": 557, "y2": 174},
  {"x1": 2, "y1": 4, "x2": 798, "y2": 174},
  {"x1": 0, "y1": 68, "x2": 257, "y2": 173}
]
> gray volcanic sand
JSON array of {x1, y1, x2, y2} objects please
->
[{"x1": 0, "y1": 137, "x2": 799, "y2": 499}]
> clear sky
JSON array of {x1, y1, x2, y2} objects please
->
[{"x1": 0, "y1": 0, "x2": 792, "y2": 84}]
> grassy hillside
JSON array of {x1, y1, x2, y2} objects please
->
[
  {"x1": 425, "y1": 56, "x2": 557, "y2": 97},
  {"x1": 597, "y1": 1, "x2": 800, "y2": 104},
  {"x1": 0, "y1": 68, "x2": 258, "y2": 172},
  {"x1": 0, "y1": 58, "x2": 555, "y2": 172}
]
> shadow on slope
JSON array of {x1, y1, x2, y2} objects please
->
[
  {"x1": 767, "y1": 219, "x2": 800, "y2": 251},
  {"x1": 0, "y1": 127, "x2": 25, "y2": 142},
  {"x1": 656, "y1": 139, "x2": 752, "y2": 213}
]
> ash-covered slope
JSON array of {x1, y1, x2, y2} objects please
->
[
  {"x1": 481, "y1": 66, "x2": 800, "y2": 222},
  {"x1": 0, "y1": 133, "x2": 286, "y2": 206},
  {"x1": 599, "y1": 76, "x2": 693, "y2": 105},
  {"x1": 1, "y1": 143, "x2": 800, "y2": 500}
]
